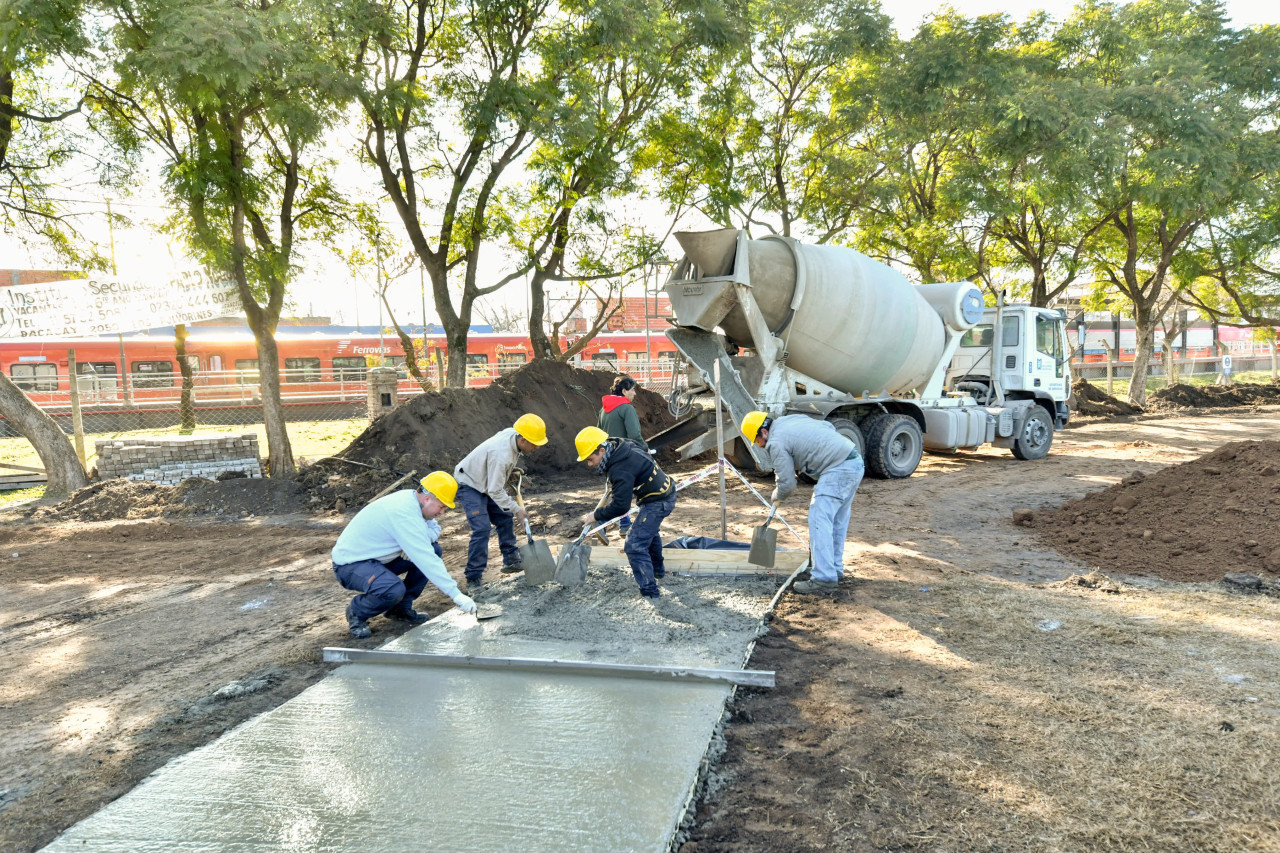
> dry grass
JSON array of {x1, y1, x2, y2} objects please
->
[{"x1": 848, "y1": 569, "x2": 1280, "y2": 851}]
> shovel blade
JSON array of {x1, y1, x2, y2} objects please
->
[
  {"x1": 748, "y1": 525, "x2": 778, "y2": 568},
  {"x1": 520, "y1": 539, "x2": 557, "y2": 586},
  {"x1": 554, "y1": 543, "x2": 591, "y2": 586}
]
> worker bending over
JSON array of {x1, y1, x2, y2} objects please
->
[
  {"x1": 331, "y1": 471, "x2": 477, "y2": 639},
  {"x1": 575, "y1": 426, "x2": 676, "y2": 598},
  {"x1": 454, "y1": 413, "x2": 548, "y2": 588},
  {"x1": 741, "y1": 412, "x2": 864, "y2": 595},
  {"x1": 597, "y1": 374, "x2": 649, "y2": 533}
]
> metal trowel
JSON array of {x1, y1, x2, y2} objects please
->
[
  {"x1": 515, "y1": 476, "x2": 557, "y2": 586},
  {"x1": 554, "y1": 524, "x2": 592, "y2": 586},
  {"x1": 748, "y1": 504, "x2": 778, "y2": 568}
]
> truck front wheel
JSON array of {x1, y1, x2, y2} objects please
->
[
  {"x1": 1011, "y1": 406, "x2": 1053, "y2": 461},
  {"x1": 864, "y1": 413, "x2": 923, "y2": 479}
]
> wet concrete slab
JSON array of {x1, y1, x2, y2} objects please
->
[{"x1": 42, "y1": 608, "x2": 757, "y2": 852}]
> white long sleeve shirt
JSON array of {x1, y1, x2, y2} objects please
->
[
  {"x1": 453, "y1": 428, "x2": 522, "y2": 513},
  {"x1": 331, "y1": 490, "x2": 464, "y2": 603}
]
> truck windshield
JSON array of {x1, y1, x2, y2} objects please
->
[
  {"x1": 1036, "y1": 314, "x2": 1064, "y2": 376},
  {"x1": 959, "y1": 315, "x2": 1019, "y2": 348}
]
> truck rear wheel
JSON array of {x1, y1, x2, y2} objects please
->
[
  {"x1": 826, "y1": 417, "x2": 865, "y2": 459},
  {"x1": 863, "y1": 413, "x2": 923, "y2": 479},
  {"x1": 1011, "y1": 406, "x2": 1053, "y2": 460}
]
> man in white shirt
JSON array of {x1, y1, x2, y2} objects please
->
[
  {"x1": 331, "y1": 471, "x2": 477, "y2": 639},
  {"x1": 453, "y1": 413, "x2": 548, "y2": 588}
]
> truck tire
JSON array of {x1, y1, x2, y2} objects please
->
[
  {"x1": 863, "y1": 413, "x2": 923, "y2": 479},
  {"x1": 826, "y1": 417, "x2": 865, "y2": 459},
  {"x1": 1011, "y1": 406, "x2": 1053, "y2": 461}
]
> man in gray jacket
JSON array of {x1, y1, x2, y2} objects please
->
[
  {"x1": 454, "y1": 413, "x2": 547, "y2": 588},
  {"x1": 741, "y1": 411, "x2": 864, "y2": 595}
]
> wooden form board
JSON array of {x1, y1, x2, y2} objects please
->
[{"x1": 579, "y1": 545, "x2": 808, "y2": 575}]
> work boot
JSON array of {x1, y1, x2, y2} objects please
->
[
  {"x1": 346, "y1": 602, "x2": 372, "y2": 639},
  {"x1": 500, "y1": 563, "x2": 523, "y2": 575},
  {"x1": 385, "y1": 606, "x2": 428, "y2": 626},
  {"x1": 466, "y1": 577, "x2": 484, "y2": 592},
  {"x1": 792, "y1": 579, "x2": 839, "y2": 596},
  {"x1": 640, "y1": 588, "x2": 661, "y2": 599}
]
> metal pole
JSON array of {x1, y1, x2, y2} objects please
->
[
  {"x1": 713, "y1": 359, "x2": 727, "y2": 539},
  {"x1": 67, "y1": 348, "x2": 86, "y2": 465},
  {"x1": 105, "y1": 198, "x2": 132, "y2": 407}
]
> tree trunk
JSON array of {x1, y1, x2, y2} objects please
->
[
  {"x1": 250, "y1": 329, "x2": 295, "y2": 476},
  {"x1": 174, "y1": 324, "x2": 196, "y2": 432},
  {"x1": 381, "y1": 294, "x2": 432, "y2": 391},
  {"x1": 528, "y1": 271, "x2": 556, "y2": 359},
  {"x1": 444, "y1": 320, "x2": 469, "y2": 387},
  {"x1": 1162, "y1": 338, "x2": 1179, "y2": 386},
  {"x1": 0, "y1": 375, "x2": 88, "y2": 497},
  {"x1": 1125, "y1": 314, "x2": 1157, "y2": 406}
]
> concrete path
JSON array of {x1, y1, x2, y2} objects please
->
[{"x1": 42, "y1": 608, "x2": 753, "y2": 852}]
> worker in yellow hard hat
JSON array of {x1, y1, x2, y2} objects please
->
[
  {"x1": 575, "y1": 425, "x2": 676, "y2": 599},
  {"x1": 331, "y1": 471, "x2": 476, "y2": 639},
  {"x1": 453, "y1": 413, "x2": 549, "y2": 589},
  {"x1": 741, "y1": 410, "x2": 863, "y2": 596}
]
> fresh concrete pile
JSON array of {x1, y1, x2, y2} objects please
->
[{"x1": 95, "y1": 434, "x2": 262, "y2": 485}]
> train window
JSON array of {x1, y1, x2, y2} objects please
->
[
  {"x1": 77, "y1": 362, "x2": 118, "y2": 376},
  {"x1": 182, "y1": 355, "x2": 200, "y2": 372},
  {"x1": 466, "y1": 353, "x2": 489, "y2": 365},
  {"x1": 497, "y1": 352, "x2": 526, "y2": 367},
  {"x1": 10, "y1": 363, "x2": 58, "y2": 392},
  {"x1": 333, "y1": 356, "x2": 367, "y2": 381},
  {"x1": 386, "y1": 355, "x2": 409, "y2": 379},
  {"x1": 658, "y1": 351, "x2": 677, "y2": 361},
  {"x1": 235, "y1": 359, "x2": 260, "y2": 384},
  {"x1": 131, "y1": 360, "x2": 175, "y2": 388},
  {"x1": 284, "y1": 357, "x2": 321, "y2": 383}
]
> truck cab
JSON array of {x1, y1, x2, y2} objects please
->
[{"x1": 948, "y1": 306, "x2": 1071, "y2": 427}]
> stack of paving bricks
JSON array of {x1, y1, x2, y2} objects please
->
[{"x1": 95, "y1": 434, "x2": 263, "y2": 485}]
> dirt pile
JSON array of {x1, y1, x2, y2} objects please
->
[
  {"x1": 1030, "y1": 439, "x2": 1280, "y2": 582},
  {"x1": 35, "y1": 476, "x2": 311, "y2": 521},
  {"x1": 298, "y1": 360, "x2": 678, "y2": 509},
  {"x1": 1146, "y1": 380, "x2": 1280, "y2": 411},
  {"x1": 1070, "y1": 378, "x2": 1143, "y2": 418}
]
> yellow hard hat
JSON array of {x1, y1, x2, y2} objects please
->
[
  {"x1": 575, "y1": 426, "x2": 609, "y2": 462},
  {"x1": 419, "y1": 471, "x2": 458, "y2": 508},
  {"x1": 741, "y1": 410, "x2": 770, "y2": 443},
  {"x1": 514, "y1": 413, "x2": 548, "y2": 446}
]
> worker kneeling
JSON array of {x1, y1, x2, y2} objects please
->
[
  {"x1": 742, "y1": 411, "x2": 864, "y2": 596},
  {"x1": 331, "y1": 471, "x2": 477, "y2": 639},
  {"x1": 575, "y1": 426, "x2": 676, "y2": 598},
  {"x1": 454, "y1": 413, "x2": 548, "y2": 588}
]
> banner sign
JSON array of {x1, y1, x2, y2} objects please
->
[{"x1": 0, "y1": 271, "x2": 240, "y2": 339}]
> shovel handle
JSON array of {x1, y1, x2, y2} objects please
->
[
  {"x1": 764, "y1": 503, "x2": 778, "y2": 525},
  {"x1": 514, "y1": 475, "x2": 535, "y2": 542}
]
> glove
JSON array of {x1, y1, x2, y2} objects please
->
[
  {"x1": 769, "y1": 488, "x2": 780, "y2": 504},
  {"x1": 454, "y1": 593, "x2": 478, "y2": 614},
  {"x1": 432, "y1": 541, "x2": 443, "y2": 559}
]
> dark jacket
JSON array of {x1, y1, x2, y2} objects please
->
[
  {"x1": 594, "y1": 438, "x2": 674, "y2": 522},
  {"x1": 597, "y1": 395, "x2": 647, "y2": 449}
]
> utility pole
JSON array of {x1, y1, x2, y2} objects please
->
[{"x1": 105, "y1": 198, "x2": 132, "y2": 407}]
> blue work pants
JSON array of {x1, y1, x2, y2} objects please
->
[
  {"x1": 457, "y1": 484, "x2": 520, "y2": 581},
  {"x1": 808, "y1": 456, "x2": 864, "y2": 583},
  {"x1": 334, "y1": 556, "x2": 428, "y2": 622},
  {"x1": 624, "y1": 495, "x2": 676, "y2": 597}
]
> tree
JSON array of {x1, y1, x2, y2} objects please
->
[
  {"x1": 93, "y1": 0, "x2": 356, "y2": 475},
  {"x1": 541, "y1": 279, "x2": 625, "y2": 361},
  {"x1": 0, "y1": 0, "x2": 91, "y2": 496},
  {"x1": 1056, "y1": 0, "x2": 1279, "y2": 405},
  {"x1": 356, "y1": 0, "x2": 554, "y2": 387},
  {"x1": 647, "y1": 0, "x2": 887, "y2": 241}
]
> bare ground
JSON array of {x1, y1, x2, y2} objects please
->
[{"x1": 3, "y1": 409, "x2": 1280, "y2": 852}]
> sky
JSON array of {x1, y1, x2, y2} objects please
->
[{"x1": 3, "y1": 0, "x2": 1277, "y2": 329}]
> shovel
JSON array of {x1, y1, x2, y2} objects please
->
[
  {"x1": 475, "y1": 603, "x2": 503, "y2": 621},
  {"x1": 515, "y1": 477, "x2": 557, "y2": 586},
  {"x1": 748, "y1": 504, "x2": 779, "y2": 568},
  {"x1": 554, "y1": 524, "x2": 592, "y2": 586}
]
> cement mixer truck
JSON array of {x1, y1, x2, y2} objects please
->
[{"x1": 652, "y1": 228, "x2": 1071, "y2": 478}]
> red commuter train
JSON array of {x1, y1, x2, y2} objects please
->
[{"x1": 0, "y1": 328, "x2": 680, "y2": 431}]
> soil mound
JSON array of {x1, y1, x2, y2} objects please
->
[
  {"x1": 35, "y1": 476, "x2": 311, "y2": 521},
  {"x1": 1146, "y1": 381, "x2": 1280, "y2": 411},
  {"x1": 1070, "y1": 379, "x2": 1143, "y2": 418},
  {"x1": 298, "y1": 360, "x2": 677, "y2": 509},
  {"x1": 1031, "y1": 440, "x2": 1280, "y2": 582}
]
